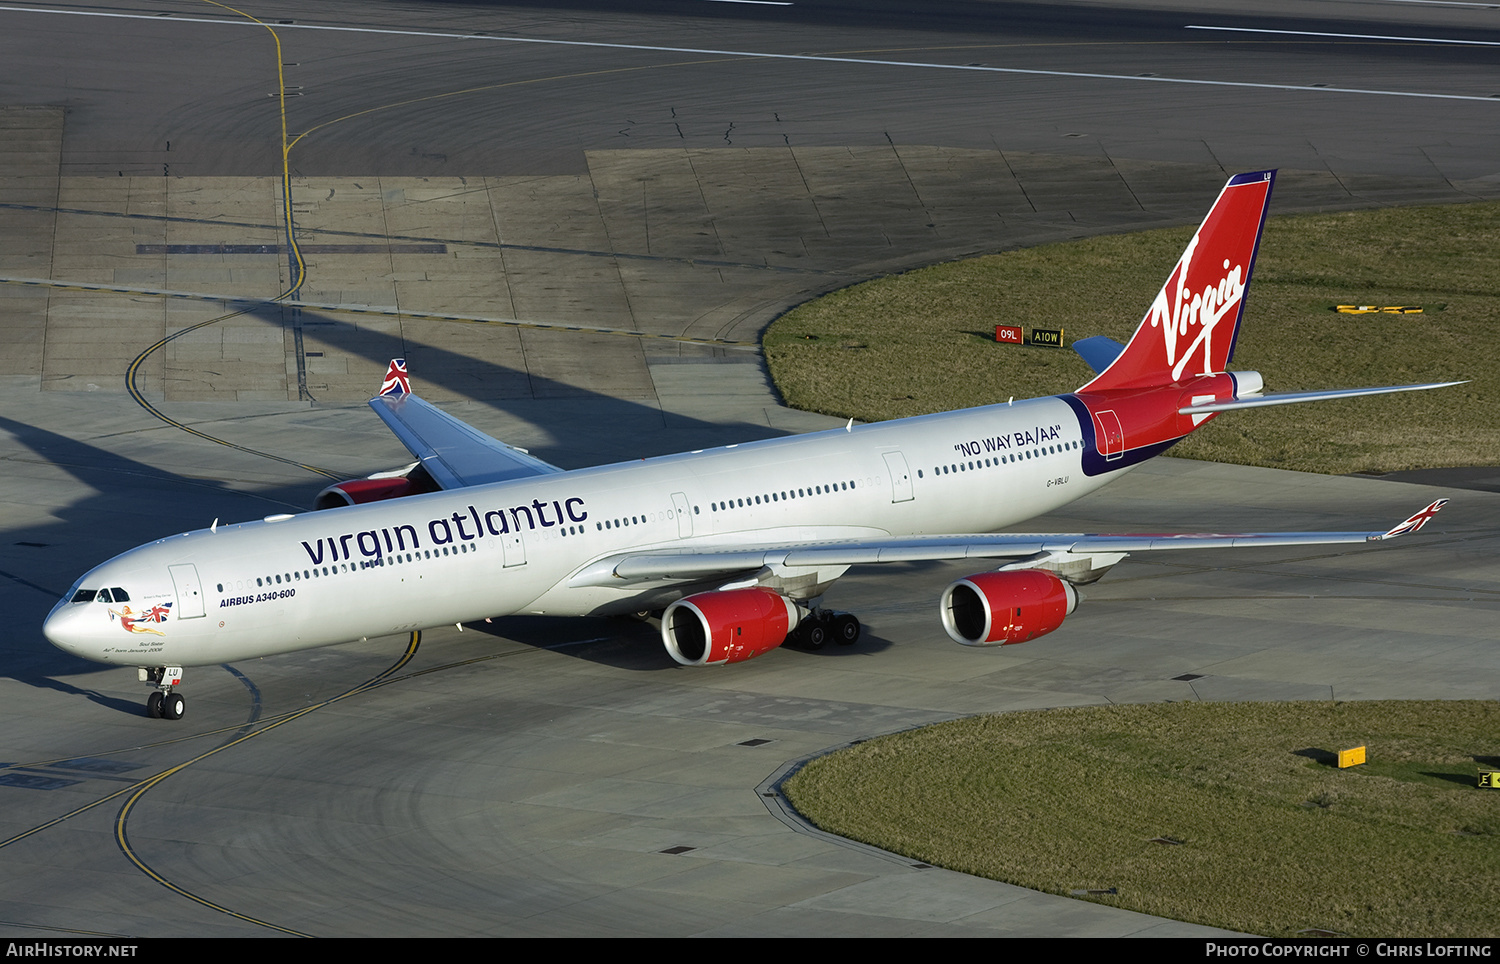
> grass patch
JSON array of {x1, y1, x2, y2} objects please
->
[
  {"x1": 763, "y1": 202, "x2": 1499, "y2": 475},
  {"x1": 782, "y1": 701, "x2": 1500, "y2": 937}
]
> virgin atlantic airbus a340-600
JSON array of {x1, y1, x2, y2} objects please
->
[{"x1": 44, "y1": 170, "x2": 1458, "y2": 719}]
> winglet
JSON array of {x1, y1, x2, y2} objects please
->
[
  {"x1": 1371, "y1": 499, "x2": 1449, "y2": 540},
  {"x1": 379, "y1": 358, "x2": 412, "y2": 397}
]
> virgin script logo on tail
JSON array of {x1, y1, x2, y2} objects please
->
[{"x1": 1147, "y1": 233, "x2": 1246, "y2": 383}]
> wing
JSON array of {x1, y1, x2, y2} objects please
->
[
  {"x1": 569, "y1": 500, "x2": 1449, "y2": 588},
  {"x1": 368, "y1": 359, "x2": 564, "y2": 488}
]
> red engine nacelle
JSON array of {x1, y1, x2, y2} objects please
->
[
  {"x1": 939, "y1": 569, "x2": 1078, "y2": 646},
  {"x1": 313, "y1": 469, "x2": 440, "y2": 510},
  {"x1": 661, "y1": 588, "x2": 799, "y2": 666}
]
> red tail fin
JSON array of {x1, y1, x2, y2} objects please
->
[{"x1": 1080, "y1": 170, "x2": 1275, "y2": 392}]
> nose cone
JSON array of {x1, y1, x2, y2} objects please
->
[{"x1": 44, "y1": 600, "x2": 106, "y2": 662}]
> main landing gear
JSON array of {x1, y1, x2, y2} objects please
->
[
  {"x1": 790, "y1": 610, "x2": 861, "y2": 650},
  {"x1": 141, "y1": 666, "x2": 185, "y2": 720}
]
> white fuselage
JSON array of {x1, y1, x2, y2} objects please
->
[{"x1": 44, "y1": 394, "x2": 1125, "y2": 667}]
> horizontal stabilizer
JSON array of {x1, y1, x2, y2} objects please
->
[
  {"x1": 1072, "y1": 336, "x2": 1125, "y2": 375},
  {"x1": 1179, "y1": 380, "x2": 1466, "y2": 415}
]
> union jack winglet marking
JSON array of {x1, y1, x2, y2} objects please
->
[
  {"x1": 1376, "y1": 499, "x2": 1449, "y2": 540},
  {"x1": 380, "y1": 358, "x2": 411, "y2": 397}
]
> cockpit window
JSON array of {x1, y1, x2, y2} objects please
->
[{"x1": 85, "y1": 588, "x2": 131, "y2": 603}]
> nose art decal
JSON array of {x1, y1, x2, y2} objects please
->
[{"x1": 109, "y1": 602, "x2": 173, "y2": 636}]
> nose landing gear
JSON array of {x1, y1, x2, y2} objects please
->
[{"x1": 141, "y1": 666, "x2": 185, "y2": 720}]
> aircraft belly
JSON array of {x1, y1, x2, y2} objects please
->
[
  {"x1": 139, "y1": 569, "x2": 551, "y2": 667},
  {"x1": 168, "y1": 545, "x2": 557, "y2": 663}
]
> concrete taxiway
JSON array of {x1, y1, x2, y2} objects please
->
[{"x1": 1, "y1": 0, "x2": 1497, "y2": 938}]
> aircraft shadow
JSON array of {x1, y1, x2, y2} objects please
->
[{"x1": 234, "y1": 299, "x2": 798, "y2": 467}]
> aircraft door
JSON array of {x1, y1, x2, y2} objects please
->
[
  {"x1": 500, "y1": 530, "x2": 526, "y2": 568},
  {"x1": 1094, "y1": 409, "x2": 1124, "y2": 461},
  {"x1": 672, "y1": 492, "x2": 693, "y2": 538},
  {"x1": 168, "y1": 564, "x2": 205, "y2": 618},
  {"x1": 882, "y1": 451, "x2": 914, "y2": 503}
]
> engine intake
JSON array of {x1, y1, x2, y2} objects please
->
[
  {"x1": 662, "y1": 588, "x2": 799, "y2": 666},
  {"x1": 940, "y1": 569, "x2": 1078, "y2": 646}
]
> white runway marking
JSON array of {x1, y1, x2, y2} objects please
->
[
  {"x1": 1187, "y1": 24, "x2": 1500, "y2": 47},
  {"x1": 1, "y1": 4, "x2": 1496, "y2": 102},
  {"x1": 1354, "y1": 0, "x2": 1500, "y2": 7}
]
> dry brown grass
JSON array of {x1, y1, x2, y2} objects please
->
[
  {"x1": 763, "y1": 202, "x2": 1497, "y2": 474},
  {"x1": 783, "y1": 701, "x2": 1500, "y2": 937}
]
